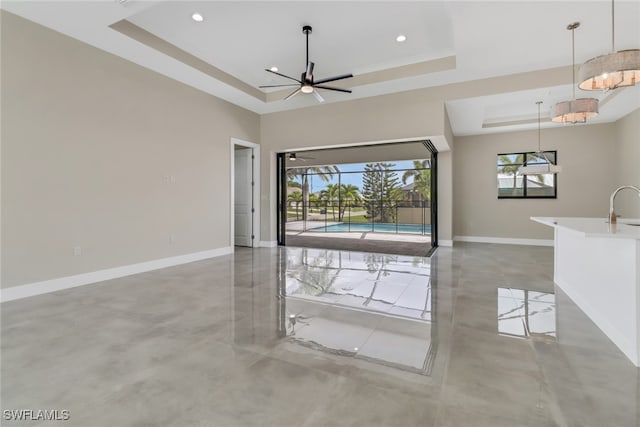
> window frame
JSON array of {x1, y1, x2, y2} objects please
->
[{"x1": 497, "y1": 150, "x2": 558, "y2": 199}]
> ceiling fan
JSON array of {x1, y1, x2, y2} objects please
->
[
  {"x1": 259, "y1": 25, "x2": 353, "y2": 102},
  {"x1": 288, "y1": 152, "x2": 315, "y2": 162}
]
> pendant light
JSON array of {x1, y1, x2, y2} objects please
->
[
  {"x1": 552, "y1": 22, "x2": 599, "y2": 124},
  {"x1": 519, "y1": 102, "x2": 562, "y2": 175},
  {"x1": 578, "y1": 0, "x2": 640, "y2": 91}
]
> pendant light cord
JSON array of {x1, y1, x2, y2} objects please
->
[
  {"x1": 536, "y1": 100, "x2": 553, "y2": 170},
  {"x1": 537, "y1": 101, "x2": 542, "y2": 153},
  {"x1": 566, "y1": 22, "x2": 580, "y2": 100},
  {"x1": 571, "y1": 25, "x2": 576, "y2": 100},
  {"x1": 611, "y1": 0, "x2": 615, "y2": 53}
]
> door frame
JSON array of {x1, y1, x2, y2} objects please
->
[
  {"x1": 275, "y1": 139, "x2": 438, "y2": 251},
  {"x1": 230, "y1": 138, "x2": 260, "y2": 248}
]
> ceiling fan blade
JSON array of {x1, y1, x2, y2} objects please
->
[
  {"x1": 259, "y1": 84, "x2": 301, "y2": 88},
  {"x1": 314, "y1": 85, "x2": 352, "y2": 93},
  {"x1": 305, "y1": 62, "x2": 314, "y2": 81},
  {"x1": 313, "y1": 73, "x2": 353, "y2": 85},
  {"x1": 312, "y1": 90, "x2": 325, "y2": 103},
  {"x1": 284, "y1": 88, "x2": 302, "y2": 100},
  {"x1": 265, "y1": 69, "x2": 301, "y2": 83}
]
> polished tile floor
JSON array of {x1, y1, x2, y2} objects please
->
[{"x1": 2, "y1": 243, "x2": 638, "y2": 426}]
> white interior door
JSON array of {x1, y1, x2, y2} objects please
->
[{"x1": 234, "y1": 148, "x2": 253, "y2": 247}]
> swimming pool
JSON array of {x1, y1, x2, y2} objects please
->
[{"x1": 310, "y1": 223, "x2": 431, "y2": 234}]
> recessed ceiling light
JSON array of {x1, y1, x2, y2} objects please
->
[
  {"x1": 396, "y1": 34, "x2": 407, "y2": 43},
  {"x1": 191, "y1": 13, "x2": 204, "y2": 23},
  {"x1": 270, "y1": 66, "x2": 278, "y2": 72}
]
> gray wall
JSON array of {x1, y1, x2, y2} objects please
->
[
  {"x1": 260, "y1": 92, "x2": 449, "y2": 243},
  {"x1": 2, "y1": 10, "x2": 636, "y2": 289},
  {"x1": 258, "y1": 64, "x2": 575, "y2": 245},
  {"x1": 1, "y1": 12, "x2": 260, "y2": 288},
  {"x1": 614, "y1": 108, "x2": 640, "y2": 218},
  {"x1": 439, "y1": 108, "x2": 455, "y2": 243},
  {"x1": 453, "y1": 123, "x2": 621, "y2": 240}
]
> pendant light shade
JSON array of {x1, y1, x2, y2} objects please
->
[
  {"x1": 552, "y1": 22, "x2": 599, "y2": 124},
  {"x1": 579, "y1": 50, "x2": 640, "y2": 91},
  {"x1": 578, "y1": 0, "x2": 640, "y2": 91},
  {"x1": 519, "y1": 102, "x2": 561, "y2": 176},
  {"x1": 551, "y1": 98, "x2": 599, "y2": 124}
]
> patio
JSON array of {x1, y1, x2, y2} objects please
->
[{"x1": 285, "y1": 228, "x2": 432, "y2": 257}]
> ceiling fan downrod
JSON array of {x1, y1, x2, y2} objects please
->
[{"x1": 303, "y1": 25, "x2": 311, "y2": 68}]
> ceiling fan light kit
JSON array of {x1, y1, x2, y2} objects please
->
[
  {"x1": 578, "y1": 0, "x2": 640, "y2": 91},
  {"x1": 551, "y1": 22, "x2": 599, "y2": 124},
  {"x1": 259, "y1": 25, "x2": 353, "y2": 101},
  {"x1": 287, "y1": 152, "x2": 315, "y2": 162}
]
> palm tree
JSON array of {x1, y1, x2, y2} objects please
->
[
  {"x1": 413, "y1": 169, "x2": 431, "y2": 202},
  {"x1": 319, "y1": 183, "x2": 362, "y2": 221},
  {"x1": 339, "y1": 184, "x2": 362, "y2": 220},
  {"x1": 498, "y1": 154, "x2": 525, "y2": 193},
  {"x1": 308, "y1": 193, "x2": 320, "y2": 211},
  {"x1": 401, "y1": 160, "x2": 430, "y2": 184},
  {"x1": 402, "y1": 160, "x2": 431, "y2": 202},
  {"x1": 287, "y1": 180, "x2": 302, "y2": 189},
  {"x1": 287, "y1": 190, "x2": 303, "y2": 220},
  {"x1": 320, "y1": 184, "x2": 340, "y2": 220},
  {"x1": 287, "y1": 166, "x2": 339, "y2": 221}
]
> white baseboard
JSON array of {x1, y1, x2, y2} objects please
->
[
  {"x1": 439, "y1": 240, "x2": 453, "y2": 247},
  {"x1": 0, "y1": 247, "x2": 233, "y2": 303},
  {"x1": 453, "y1": 235, "x2": 553, "y2": 247},
  {"x1": 259, "y1": 240, "x2": 278, "y2": 248}
]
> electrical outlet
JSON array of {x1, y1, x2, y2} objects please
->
[
  {"x1": 169, "y1": 235, "x2": 174, "y2": 244},
  {"x1": 73, "y1": 246, "x2": 82, "y2": 256}
]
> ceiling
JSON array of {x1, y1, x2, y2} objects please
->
[{"x1": 2, "y1": 1, "x2": 639, "y2": 136}]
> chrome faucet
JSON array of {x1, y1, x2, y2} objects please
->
[{"x1": 609, "y1": 185, "x2": 640, "y2": 231}]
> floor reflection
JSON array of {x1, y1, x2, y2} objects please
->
[
  {"x1": 3, "y1": 243, "x2": 638, "y2": 426},
  {"x1": 498, "y1": 288, "x2": 556, "y2": 340},
  {"x1": 278, "y1": 248, "x2": 436, "y2": 375},
  {"x1": 227, "y1": 244, "x2": 638, "y2": 426}
]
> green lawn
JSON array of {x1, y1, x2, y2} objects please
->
[
  {"x1": 345, "y1": 215, "x2": 368, "y2": 223},
  {"x1": 287, "y1": 209, "x2": 371, "y2": 223}
]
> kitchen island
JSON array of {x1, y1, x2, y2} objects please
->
[{"x1": 532, "y1": 217, "x2": 640, "y2": 367}]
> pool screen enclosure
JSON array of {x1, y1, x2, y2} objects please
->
[{"x1": 277, "y1": 141, "x2": 438, "y2": 254}]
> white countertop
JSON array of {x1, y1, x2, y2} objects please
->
[{"x1": 531, "y1": 217, "x2": 640, "y2": 239}]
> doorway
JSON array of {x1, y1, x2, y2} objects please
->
[
  {"x1": 231, "y1": 138, "x2": 260, "y2": 248},
  {"x1": 276, "y1": 140, "x2": 438, "y2": 256}
]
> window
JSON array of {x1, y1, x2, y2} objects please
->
[{"x1": 497, "y1": 151, "x2": 557, "y2": 199}]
